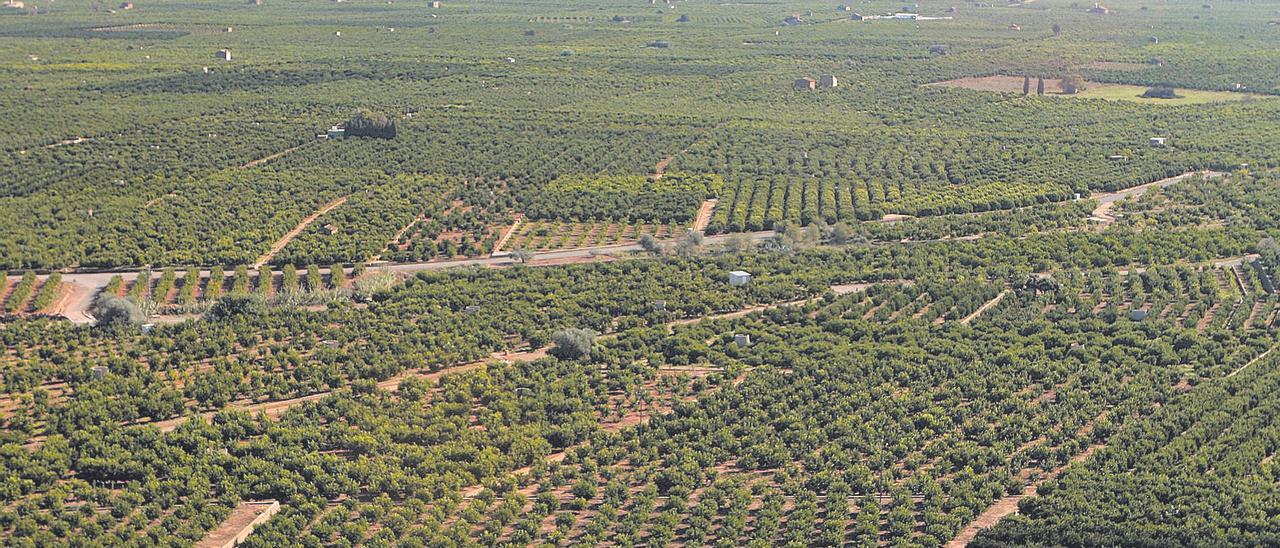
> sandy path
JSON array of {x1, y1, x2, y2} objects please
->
[
  {"x1": 1088, "y1": 170, "x2": 1225, "y2": 223},
  {"x1": 150, "y1": 348, "x2": 548, "y2": 432},
  {"x1": 489, "y1": 216, "x2": 524, "y2": 257},
  {"x1": 241, "y1": 142, "x2": 310, "y2": 168},
  {"x1": 251, "y1": 195, "x2": 350, "y2": 268},
  {"x1": 195, "y1": 501, "x2": 279, "y2": 548},
  {"x1": 43, "y1": 230, "x2": 769, "y2": 323},
  {"x1": 960, "y1": 289, "x2": 1009, "y2": 325},
  {"x1": 947, "y1": 443, "x2": 1102, "y2": 547},
  {"x1": 691, "y1": 199, "x2": 718, "y2": 232},
  {"x1": 1226, "y1": 343, "x2": 1277, "y2": 378}
]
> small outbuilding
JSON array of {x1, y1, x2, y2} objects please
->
[
  {"x1": 729, "y1": 270, "x2": 752, "y2": 286},
  {"x1": 91, "y1": 366, "x2": 110, "y2": 379},
  {"x1": 1150, "y1": 137, "x2": 1167, "y2": 147},
  {"x1": 216, "y1": 49, "x2": 232, "y2": 61},
  {"x1": 734, "y1": 333, "x2": 751, "y2": 348},
  {"x1": 430, "y1": 0, "x2": 441, "y2": 7},
  {"x1": 819, "y1": 74, "x2": 838, "y2": 88},
  {"x1": 119, "y1": 2, "x2": 133, "y2": 9},
  {"x1": 1128, "y1": 309, "x2": 1148, "y2": 321},
  {"x1": 793, "y1": 77, "x2": 816, "y2": 91},
  {"x1": 327, "y1": 126, "x2": 346, "y2": 139}
]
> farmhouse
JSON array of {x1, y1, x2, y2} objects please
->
[
  {"x1": 119, "y1": 2, "x2": 133, "y2": 9},
  {"x1": 819, "y1": 74, "x2": 838, "y2": 88},
  {"x1": 430, "y1": 0, "x2": 441, "y2": 7},
  {"x1": 793, "y1": 77, "x2": 816, "y2": 91},
  {"x1": 729, "y1": 270, "x2": 752, "y2": 286},
  {"x1": 215, "y1": 49, "x2": 232, "y2": 61}
]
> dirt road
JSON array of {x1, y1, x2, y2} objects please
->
[
  {"x1": 41, "y1": 230, "x2": 778, "y2": 324},
  {"x1": 251, "y1": 195, "x2": 350, "y2": 268},
  {"x1": 1089, "y1": 170, "x2": 1225, "y2": 223}
]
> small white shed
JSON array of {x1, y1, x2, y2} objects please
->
[
  {"x1": 729, "y1": 271, "x2": 752, "y2": 286},
  {"x1": 1149, "y1": 137, "x2": 1167, "y2": 147},
  {"x1": 734, "y1": 333, "x2": 751, "y2": 347}
]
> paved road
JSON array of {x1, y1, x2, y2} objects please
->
[{"x1": 44, "y1": 230, "x2": 778, "y2": 324}]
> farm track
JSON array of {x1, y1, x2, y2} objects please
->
[
  {"x1": 960, "y1": 289, "x2": 1009, "y2": 325},
  {"x1": 947, "y1": 442, "x2": 1104, "y2": 547},
  {"x1": 195, "y1": 501, "x2": 279, "y2": 548},
  {"x1": 691, "y1": 199, "x2": 718, "y2": 232},
  {"x1": 1089, "y1": 170, "x2": 1225, "y2": 223},
  {"x1": 22, "y1": 167, "x2": 1248, "y2": 325},
  {"x1": 39, "y1": 231, "x2": 779, "y2": 323},
  {"x1": 489, "y1": 216, "x2": 524, "y2": 256},
  {"x1": 85, "y1": 284, "x2": 863, "y2": 440},
  {"x1": 953, "y1": 336, "x2": 1278, "y2": 545},
  {"x1": 241, "y1": 141, "x2": 312, "y2": 168},
  {"x1": 251, "y1": 195, "x2": 350, "y2": 269}
]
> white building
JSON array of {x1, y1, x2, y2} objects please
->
[
  {"x1": 327, "y1": 126, "x2": 346, "y2": 139},
  {"x1": 734, "y1": 333, "x2": 751, "y2": 347},
  {"x1": 729, "y1": 271, "x2": 752, "y2": 286},
  {"x1": 819, "y1": 74, "x2": 838, "y2": 88},
  {"x1": 1150, "y1": 137, "x2": 1167, "y2": 147}
]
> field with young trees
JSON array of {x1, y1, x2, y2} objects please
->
[{"x1": 5, "y1": 0, "x2": 1280, "y2": 545}]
